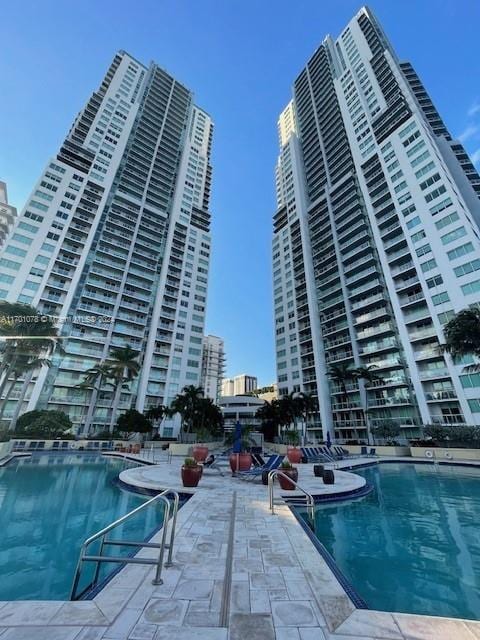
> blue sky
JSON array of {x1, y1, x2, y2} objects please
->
[{"x1": 1, "y1": 0, "x2": 480, "y2": 386}]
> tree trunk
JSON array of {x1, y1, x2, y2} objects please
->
[
  {"x1": 0, "y1": 375, "x2": 19, "y2": 423},
  {"x1": 9, "y1": 370, "x2": 34, "y2": 432},
  {"x1": 0, "y1": 359, "x2": 16, "y2": 403},
  {"x1": 108, "y1": 381, "x2": 123, "y2": 434}
]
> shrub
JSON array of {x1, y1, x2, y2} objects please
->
[
  {"x1": 15, "y1": 410, "x2": 73, "y2": 439},
  {"x1": 183, "y1": 457, "x2": 198, "y2": 467},
  {"x1": 116, "y1": 409, "x2": 152, "y2": 435}
]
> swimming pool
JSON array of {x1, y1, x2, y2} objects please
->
[
  {"x1": 0, "y1": 453, "x2": 163, "y2": 601},
  {"x1": 303, "y1": 462, "x2": 480, "y2": 620}
]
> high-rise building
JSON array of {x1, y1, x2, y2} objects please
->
[
  {"x1": 0, "y1": 181, "x2": 17, "y2": 252},
  {"x1": 221, "y1": 374, "x2": 258, "y2": 397},
  {"x1": 0, "y1": 51, "x2": 213, "y2": 436},
  {"x1": 272, "y1": 7, "x2": 480, "y2": 442},
  {"x1": 200, "y1": 334, "x2": 225, "y2": 401}
]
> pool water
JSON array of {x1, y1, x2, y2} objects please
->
[
  {"x1": 305, "y1": 463, "x2": 480, "y2": 620},
  {"x1": 0, "y1": 453, "x2": 163, "y2": 601}
]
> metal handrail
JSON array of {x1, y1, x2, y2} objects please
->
[
  {"x1": 268, "y1": 470, "x2": 315, "y2": 524},
  {"x1": 70, "y1": 488, "x2": 179, "y2": 600}
]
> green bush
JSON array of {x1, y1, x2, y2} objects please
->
[
  {"x1": 15, "y1": 410, "x2": 73, "y2": 439},
  {"x1": 116, "y1": 409, "x2": 152, "y2": 435}
]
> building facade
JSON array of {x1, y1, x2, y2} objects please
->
[
  {"x1": 200, "y1": 334, "x2": 225, "y2": 401},
  {"x1": 0, "y1": 51, "x2": 214, "y2": 436},
  {"x1": 272, "y1": 7, "x2": 480, "y2": 442},
  {"x1": 0, "y1": 181, "x2": 17, "y2": 252},
  {"x1": 221, "y1": 374, "x2": 258, "y2": 397},
  {"x1": 218, "y1": 395, "x2": 265, "y2": 430}
]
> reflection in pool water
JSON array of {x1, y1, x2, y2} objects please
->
[
  {"x1": 304, "y1": 463, "x2": 480, "y2": 620},
  {"x1": 0, "y1": 453, "x2": 163, "y2": 600}
]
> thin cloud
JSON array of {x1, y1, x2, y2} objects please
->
[
  {"x1": 468, "y1": 101, "x2": 480, "y2": 118},
  {"x1": 458, "y1": 124, "x2": 479, "y2": 143},
  {"x1": 471, "y1": 148, "x2": 480, "y2": 165}
]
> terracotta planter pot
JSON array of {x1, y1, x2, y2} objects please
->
[
  {"x1": 229, "y1": 452, "x2": 252, "y2": 473},
  {"x1": 193, "y1": 445, "x2": 209, "y2": 462},
  {"x1": 287, "y1": 447, "x2": 302, "y2": 464},
  {"x1": 278, "y1": 467, "x2": 298, "y2": 490},
  {"x1": 181, "y1": 465, "x2": 202, "y2": 487}
]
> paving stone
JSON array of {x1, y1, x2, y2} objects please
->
[
  {"x1": 276, "y1": 628, "x2": 301, "y2": 640},
  {"x1": 250, "y1": 572, "x2": 285, "y2": 590},
  {"x1": 128, "y1": 622, "x2": 158, "y2": 640},
  {"x1": 0, "y1": 602, "x2": 63, "y2": 625},
  {"x1": 1, "y1": 628, "x2": 82, "y2": 640},
  {"x1": 142, "y1": 599, "x2": 188, "y2": 626},
  {"x1": 334, "y1": 610, "x2": 403, "y2": 639},
  {"x1": 173, "y1": 579, "x2": 214, "y2": 600},
  {"x1": 270, "y1": 601, "x2": 320, "y2": 627},
  {"x1": 73, "y1": 628, "x2": 107, "y2": 640},
  {"x1": 55, "y1": 602, "x2": 109, "y2": 625},
  {"x1": 154, "y1": 626, "x2": 227, "y2": 640},
  {"x1": 394, "y1": 613, "x2": 476, "y2": 640},
  {"x1": 231, "y1": 581, "x2": 250, "y2": 613},
  {"x1": 229, "y1": 613, "x2": 275, "y2": 640},
  {"x1": 183, "y1": 610, "x2": 220, "y2": 627}
]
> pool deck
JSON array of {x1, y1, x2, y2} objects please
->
[{"x1": 1, "y1": 454, "x2": 480, "y2": 639}]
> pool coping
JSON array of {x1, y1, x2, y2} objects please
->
[{"x1": 1, "y1": 454, "x2": 480, "y2": 640}]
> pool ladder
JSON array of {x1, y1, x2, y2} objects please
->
[
  {"x1": 70, "y1": 488, "x2": 180, "y2": 601},
  {"x1": 268, "y1": 469, "x2": 315, "y2": 526}
]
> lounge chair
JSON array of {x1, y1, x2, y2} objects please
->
[
  {"x1": 301, "y1": 447, "x2": 329, "y2": 463},
  {"x1": 368, "y1": 447, "x2": 377, "y2": 457},
  {"x1": 37, "y1": 442, "x2": 45, "y2": 451},
  {"x1": 13, "y1": 441, "x2": 26, "y2": 451},
  {"x1": 101, "y1": 441, "x2": 113, "y2": 450},
  {"x1": 201, "y1": 454, "x2": 224, "y2": 476},
  {"x1": 360, "y1": 446, "x2": 368, "y2": 456},
  {"x1": 61, "y1": 441, "x2": 70, "y2": 450},
  {"x1": 251, "y1": 453, "x2": 266, "y2": 467},
  {"x1": 236, "y1": 454, "x2": 284, "y2": 481},
  {"x1": 27, "y1": 441, "x2": 38, "y2": 450}
]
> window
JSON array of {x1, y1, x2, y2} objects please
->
[
  {"x1": 421, "y1": 258, "x2": 437, "y2": 273},
  {"x1": 461, "y1": 280, "x2": 480, "y2": 295},
  {"x1": 416, "y1": 244, "x2": 431, "y2": 257},
  {"x1": 426, "y1": 275, "x2": 443, "y2": 288},
  {"x1": 420, "y1": 173, "x2": 440, "y2": 191},
  {"x1": 435, "y1": 212, "x2": 459, "y2": 230},
  {"x1": 425, "y1": 185, "x2": 447, "y2": 203},
  {"x1": 430, "y1": 197, "x2": 453, "y2": 216},
  {"x1": 411, "y1": 230, "x2": 426, "y2": 243},
  {"x1": 432, "y1": 292, "x2": 450, "y2": 305},
  {"x1": 0, "y1": 274, "x2": 14, "y2": 284},
  {"x1": 401, "y1": 204, "x2": 416, "y2": 217},
  {"x1": 5, "y1": 245, "x2": 27, "y2": 258},
  {"x1": 454, "y1": 259, "x2": 480, "y2": 277},
  {"x1": 441, "y1": 226, "x2": 466, "y2": 245},
  {"x1": 447, "y1": 242, "x2": 474, "y2": 260},
  {"x1": 12, "y1": 233, "x2": 32, "y2": 245},
  {"x1": 460, "y1": 373, "x2": 480, "y2": 388},
  {"x1": 23, "y1": 281, "x2": 39, "y2": 291},
  {"x1": 41, "y1": 243, "x2": 55, "y2": 253},
  {"x1": 394, "y1": 181, "x2": 408, "y2": 194},
  {"x1": 410, "y1": 150, "x2": 430, "y2": 168},
  {"x1": 406, "y1": 216, "x2": 420, "y2": 229},
  {"x1": 414, "y1": 161, "x2": 435, "y2": 179},
  {"x1": 399, "y1": 121, "x2": 417, "y2": 139},
  {"x1": 402, "y1": 130, "x2": 421, "y2": 147},
  {"x1": 468, "y1": 399, "x2": 480, "y2": 413},
  {"x1": 18, "y1": 221, "x2": 39, "y2": 233},
  {"x1": 406, "y1": 140, "x2": 426, "y2": 158},
  {"x1": 18, "y1": 295, "x2": 33, "y2": 304},
  {"x1": 438, "y1": 310, "x2": 455, "y2": 325}
]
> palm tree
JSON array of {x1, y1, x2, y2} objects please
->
[
  {"x1": 352, "y1": 365, "x2": 382, "y2": 445},
  {"x1": 8, "y1": 355, "x2": 52, "y2": 432},
  {"x1": 107, "y1": 345, "x2": 141, "y2": 434},
  {"x1": 294, "y1": 391, "x2": 317, "y2": 444},
  {"x1": 0, "y1": 302, "x2": 60, "y2": 425},
  {"x1": 328, "y1": 363, "x2": 357, "y2": 441},
  {"x1": 145, "y1": 404, "x2": 167, "y2": 436},
  {"x1": 169, "y1": 385, "x2": 204, "y2": 442},
  {"x1": 79, "y1": 362, "x2": 115, "y2": 435},
  {"x1": 443, "y1": 308, "x2": 480, "y2": 371}
]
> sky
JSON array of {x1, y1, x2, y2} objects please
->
[{"x1": 1, "y1": 0, "x2": 480, "y2": 387}]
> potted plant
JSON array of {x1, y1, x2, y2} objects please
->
[
  {"x1": 192, "y1": 444, "x2": 209, "y2": 462},
  {"x1": 285, "y1": 429, "x2": 302, "y2": 463},
  {"x1": 277, "y1": 460, "x2": 298, "y2": 490},
  {"x1": 181, "y1": 457, "x2": 202, "y2": 487},
  {"x1": 226, "y1": 426, "x2": 254, "y2": 473}
]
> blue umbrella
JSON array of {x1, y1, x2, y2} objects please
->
[
  {"x1": 326, "y1": 431, "x2": 332, "y2": 449},
  {"x1": 232, "y1": 420, "x2": 242, "y2": 453}
]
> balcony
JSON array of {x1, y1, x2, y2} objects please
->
[
  {"x1": 348, "y1": 278, "x2": 381, "y2": 299},
  {"x1": 321, "y1": 307, "x2": 347, "y2": 322},
  {"x1": 404, "y1": 306, "x2": 431, "y2": 323},
  {"x1": 419, "y1": 368, "x2": 450, "y2": 380},
  {"x1": 425, "y1": 390, "x2": 457, "y2": 401},
  {"x1": 357, "y1": 322, "x2": 395, "y2": 340},
  {"x1": 354, "y1": 307, "x2": 390, "y2": 325},
  {"x1": 387, "y1": 246, "x2": 411, "y2": 264},
  {"x1": 430, "y1": 414, "x2": 466, "y2": 425},
  {"x1": 331, "y1": 400, "x2": 362, "y2": 411},
  {"x1": 359, "y1": 338, "x2": 398, "y2": 354},
  {"x1": 345, "y1": 265, "x2": 377, "y2": 286},
  {"x1": 408, "y1": 326, "x2": 437, "y2": 341},
  {"x1": 395, "y1": 276, "x2": 420, "y2": 291},
  {"x1": 351, "y1": 292, "x2": 385, "y2": 311},
  {"x1": 366, "y1": 376, "x2": 408, "y2": 389},
  {"x1": 367, "y1": 396, "x2": 410, "y2": 407},
  {"x1": 325, "y1": 349, "x2": 354, "y2": 364},
  {"x1": 341, "y1": 240, "x2": 372, "y2": 262},
  {"x1": 323, "y1": 321, "x2": 349, "y2": 335}
]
